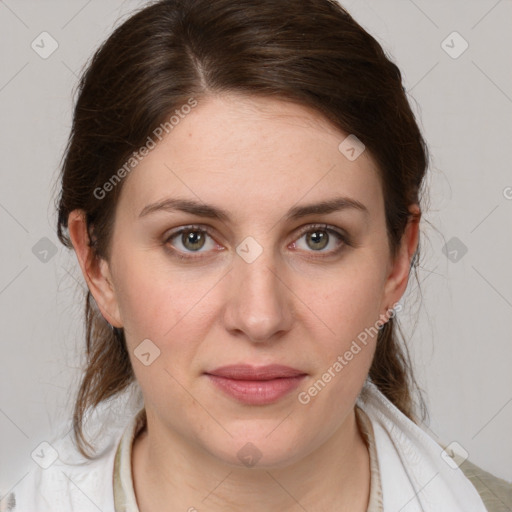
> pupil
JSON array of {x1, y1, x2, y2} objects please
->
[
  {"x1": 308, "y1": 230, "x2": 328, "y2": 250},
  {"x1": 184, "y1": 231, "x2": 204, "y2": 250}
]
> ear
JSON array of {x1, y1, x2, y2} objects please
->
[
  {"x1": 380, "y1": 204, "x2": 421, "y2": 314},
  {"x1": 67, "y1": 209, "x2": 123, "y2": 328}
]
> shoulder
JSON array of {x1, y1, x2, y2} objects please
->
[
  {"x1": 3, "y1": 426, "x2": 124, "y2": 512},
  {"x1": 445, "y1": 448, "x2": 512, "y2": 512},
  {"x1": 3, "y1": 389, "x2": 145, "y2": 512}
]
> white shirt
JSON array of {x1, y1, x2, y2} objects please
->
[{"x1": 4, "y1": 380, "x2": 497, "y2": 511}]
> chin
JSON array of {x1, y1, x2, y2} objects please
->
[{"x1": 202, "y1": 431, "x2": 307, "y2": 470}]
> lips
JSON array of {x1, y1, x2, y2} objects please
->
[
  {"x1": 205, "y1": 364, "x2": 306, "y2": 380},
  {"x1": 205, "y1": 364, "x2": 307, "y2": 405}
]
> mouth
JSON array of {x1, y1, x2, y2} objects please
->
[{"x1": 204, "y1": 364, "x2": 307, "y2": 405}]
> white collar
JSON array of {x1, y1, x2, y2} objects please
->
[
  {"x1": 356, "y1": 379, "x2": 487, "y2": 511},
  {"x1": 113, "y1": 405, "x2": 384, "y2": 511},
  {"x1": 112, "y1": 379, "x2": 487, "y2": 512}
]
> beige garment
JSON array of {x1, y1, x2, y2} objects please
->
[
  {"x1": 442, "y1": 446, "x2": 512, "y2": 512},
  {"x1": 112, "y1": 407, "x2": 511, "y2": 512}
]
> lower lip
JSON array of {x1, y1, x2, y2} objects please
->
[{"x1": 206, "y1": 374, "x2": 306, "y2": 405}]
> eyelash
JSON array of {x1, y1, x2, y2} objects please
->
[{"x1": 163, "y1": 223, "x2": 351, "y2": 262}]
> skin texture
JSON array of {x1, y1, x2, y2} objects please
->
[{"x1": 68, "y1": 93, "x2": 420, "y2": 511}]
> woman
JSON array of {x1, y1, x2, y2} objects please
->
[{"x1": 6, "y1": 0, "x2": 511, "y2": 510}]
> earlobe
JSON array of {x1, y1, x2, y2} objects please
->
[{"x1": 67, "y1": 209, "x2": 123, "y2": 328}]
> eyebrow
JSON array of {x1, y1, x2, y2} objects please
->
[{"x1": 138, "y1": 196, "x2": 369, "y2": 222}]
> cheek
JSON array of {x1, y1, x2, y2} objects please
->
[
  {"x1": 317, "y1": 261, "x2": 386, "y2": 338},
  {"x1": 110, "y1": 256, "x2": 179, "y2": 361},
  {"x1": 302, "y1": 256, "x2": 386, "y2": 394},
  {"x1": 112, "y1": 248, "x2": 221, "y2": 355},
  {"x1": 112, "y1": 257, "x2": 206, "y2": 404},
  {"x1": 115, "y1": 269, "x2": 171, "y2": 340},
  {"x1": 297, "y1": 270, "x2": 382, "y2": 424}
]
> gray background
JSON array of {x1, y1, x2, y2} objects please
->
[{"x1": 1, "y1": 0, "x2": 511, "y2": 499}]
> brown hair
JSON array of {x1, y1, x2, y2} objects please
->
[{"x1": 56, "y1": 0, "x2": 429, "y2": 457}]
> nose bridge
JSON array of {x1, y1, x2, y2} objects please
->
[{"x1": 224, "y1": 237, "x2": 293, "y2": 342}]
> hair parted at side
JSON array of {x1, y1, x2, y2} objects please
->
[{"x1": 56, "y1": 0, "x2": 429, "y2": 458}]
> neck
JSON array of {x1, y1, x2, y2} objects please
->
[{"x1": 132, "y1": 407, "x2": 370, "y2": 512}]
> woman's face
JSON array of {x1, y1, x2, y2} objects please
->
[{"x1": 85, "y1": 94, "x2": 415, "y2": 467}]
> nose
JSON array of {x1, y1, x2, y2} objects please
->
[{"x1": 222, "y1": 248, "x2": 294, "y2": 343}]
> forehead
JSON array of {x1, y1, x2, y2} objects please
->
[{"x1": 118, "y1": 94, "x2": 383, "y2": 223}]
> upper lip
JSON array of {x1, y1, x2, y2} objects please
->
[{"x1": 205, "y1": 364, "x2": 306, "y2": 380}]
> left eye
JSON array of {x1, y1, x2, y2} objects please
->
[{"x1": 292, "y1": 225, "x2": 347, "y2": 254}]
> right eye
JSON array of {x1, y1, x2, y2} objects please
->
[{"x1": 164, "y1": 225, "x2": 224, "y2": 260}]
